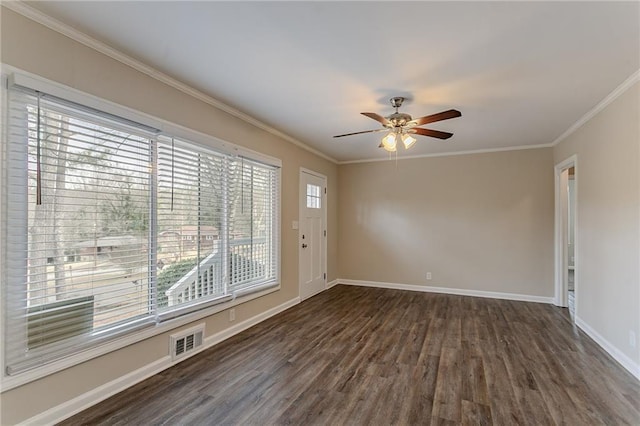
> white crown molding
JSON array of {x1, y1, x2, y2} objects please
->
[
  {"x1": 2, "y1": 1, "x2": 337, "y2": 164},
  {"x1": 337, "y1": 279, "x2": 555, "y2": 304},
  {"x1": 337, "y1": 143, "x2": 553, "y2": 165},
  {"x1": 551, "y1": 69, "x2": 640, "y2": 147}
]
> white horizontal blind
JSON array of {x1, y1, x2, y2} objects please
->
[
  {"x1": 5, "y1": 87, "x2": 155, "y2": 373},
  {"x1": 3, "y1": 77, "x2": 280, "y2": 376},
  {"x1": 228, "y1": 158, "x2": 278, "y2": 294},
  {"x1": 156, "y1": 138, "x2": 229, "y2": 312}
]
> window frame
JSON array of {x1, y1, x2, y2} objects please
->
[{"x1": 0, "y1": 68, "x2": 282, "y2": 391}]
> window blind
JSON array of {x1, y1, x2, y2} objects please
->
[
  {"x1": 228, "y1": 157, "x2": 278, "y2": 295},
  {"x1": 5, "y1": 87, "x2": 156, "y2": 374},
  {"x1": 156, "y1": 138, "x2": 231, "y2": 316},
  {"x1": 3, "y1": 77, "x2": 281, "y2": 375}
]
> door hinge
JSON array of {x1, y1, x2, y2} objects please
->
[
  {"x1": 324, "y1": 273, "x2": 326, "y2": 280},
  {"x1": 324, "y1": 187, "x2": 327, "y2": 194},
  {"x1": 324, "y1": 230, "x2": 326, "y2": 237}
]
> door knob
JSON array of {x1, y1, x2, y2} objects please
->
[{"x1": 302, "y1": 243, "x2": 307, "y2": 248}]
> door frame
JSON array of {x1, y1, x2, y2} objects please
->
[
  {"x1": 554, "y1": 155, "x2": 578, "y2": 309},
  {"x1": 298, "y1": 168, "x2": 327, "y2": 300}
]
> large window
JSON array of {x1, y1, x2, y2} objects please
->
[{"x1": 3, "y1": 78, "x2": 280, "y2": 375}]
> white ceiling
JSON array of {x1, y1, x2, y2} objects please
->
[{"x1": 25, "y1": 1, "x2": 640, "y2": 162}]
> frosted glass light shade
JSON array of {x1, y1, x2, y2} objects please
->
[
  {"x1": 382, "y1": 132, "x2": 397, "y2": 152},
  {"x1": 402, "y1": 133, "x2": 416, "y2": 149}
]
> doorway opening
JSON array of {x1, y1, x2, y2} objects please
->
[{"x1": 554, "y1": 155, "x2": 577, "y2": 319}]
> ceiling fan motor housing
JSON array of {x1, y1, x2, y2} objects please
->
[
  {"x1": 390, "y1": 97, "x2": 405, "y2": 108},
  {"x1": 387, "y1": 112, "x2": 412, "y2": 128},
  {"x1": 387, "y1": 97, "x2": 412, "y2": 127}
]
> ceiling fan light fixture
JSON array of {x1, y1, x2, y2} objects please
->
[
  {"x1": 333, "y1": 97, "x2": 462, "y2": 155},
  {"x1": 381, "y1": 132, "x2": 397, "y2": 152},
  {"x1": 401, "y1": 133, "x2": 416, "y2": 149}
]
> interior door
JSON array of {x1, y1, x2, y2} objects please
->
[{"x1": 299, "y1": 170, "x2": 326, "y2": 300}]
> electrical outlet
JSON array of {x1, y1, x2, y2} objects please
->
[
  {"x1": 229, "y1": 308, "x2": 235, "y2": 322},
  {"x1": 630, "y1": 331, "x2": 636, "y2": 348},
  {"x1": 426, "y1": 272, "x2": 432, "y2": 280}
]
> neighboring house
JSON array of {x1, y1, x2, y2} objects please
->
[
  {"x1": 73, "y1": 235, "x2": 147, "y2": 261},
  {"x1": 158, "y1": 225, "x2": 219, "y2": 253}
]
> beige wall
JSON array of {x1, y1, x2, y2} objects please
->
[
  {"x1": 0, "y1": 8, "x2": 337, "y2": 424},
  {"x1": 2, "y1": 4, "x2": 637, "y2": 424},
  {"x1": 553, "y1": 82, "x2": 640, "y2": 367},
  {"x1": 338, "y1": 148, "x2": 555, "y2": 297}
]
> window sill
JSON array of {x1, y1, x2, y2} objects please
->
[{"x1": 0, "y1": 283, "x2": 280, "y2": 392}]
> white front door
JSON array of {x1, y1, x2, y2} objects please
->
[{"x1": 299, "y1": 170, "x2": 326, "y2": 300}]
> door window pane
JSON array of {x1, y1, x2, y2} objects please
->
[{"x1": 306, "y1": 184, "x2": 321, "y2": 209}]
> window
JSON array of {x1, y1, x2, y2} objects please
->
[
  {"x1": 306, "y1": 183, "x2": 322, "y2": 209},
  {"x1": 3, "y1": 77, "x2": 280, "y2": 375}
]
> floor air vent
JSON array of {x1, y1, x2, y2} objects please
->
[{"x1": 170, "y1": 324, "x2": 205, "y2": 361}]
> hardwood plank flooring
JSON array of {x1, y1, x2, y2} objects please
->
[{"x1": 60, "y1": 285, "x2": 640, "y2": 425}]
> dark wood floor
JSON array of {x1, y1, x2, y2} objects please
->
[{"x1": 60, "y1": 285, "x2": 640, "y2": 425}]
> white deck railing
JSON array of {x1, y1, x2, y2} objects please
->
[{"x1": 165, "y1": 238, "x2": 268, "y2": 306}]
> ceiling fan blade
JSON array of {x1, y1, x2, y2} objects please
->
[
  {"x1": 333, "y1": 128, "x2": 387, "y2": 138},
  {"x1": 408, "y1": 109, "x2": 461, "y2": 127},
  {"x1": 410, "y1": 128, "x2": 454, "y2": 139},
  {"x1": 361, "y1": 112, "x2": 392, "y2": 127}
]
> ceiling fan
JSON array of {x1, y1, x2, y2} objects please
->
[{"x1": 333, "y1": 97, "x2": 461, "y2": 152}]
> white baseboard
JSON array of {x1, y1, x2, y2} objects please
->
[
  {"x1": 339, "y1": 279, "x2": 639, "y2": 380},
  {"x1": 575, "y1": 316, "x2": 640, "y2": 380},
  {"x1": 326, "y1": 279, "x2": 339, "y2": 289},
  {"x1": 23, "y1": 297, "x2": 300, "y2": 426},
  {"x1": 22, "y1": 357, "x2": 171, "y2": 426},
  {"x1": 337, "y1": 279, "x2": 554, "y2": 304},
  {"x1": 204, "y1": 297, "x2": 300, "y2": 348}
]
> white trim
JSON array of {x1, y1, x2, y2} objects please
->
[
  {"x1": 0, "y1": 74, "x2": 8, "y2": 388},
  {"x1": 554, "y1": 155, "x2": 578, "y2": 308},
  {"x1": 4, "y1": 66, "x2": 282, "y2": 168},
  {"x1": 2, "y1": 1, "x2": 337, "y2": 165},
  {"x1": 299, "y1": 167, "x2": 328, "y2": 180},
  {"x1": 337, "y1": 143, "x2": 553, "y2": 165},
  {"x1": 575, "y1": 316, "x2": 640, "y2": 380},
  {"x1": 21, "y1": 296, "x2": 300, "y2": 426},
  {"x1": 5, "y1": 2, "x2": 637, "y2": 165},
  {"x1": 299, "y1": 286, "x2": 327, "y2": 301},
  {"x1": 298, "y1": 168, "x2": 328, "y2": 301},
  {"x1": 203, "y1": 297, "x2": 300, "y2": 349},
  {"x1": 551, "y1": 69, "x2": 640, "y2": 147},
  {"x1": 0, "y1": 66, "x2": 285, "y2": 390},
  {"x1": 0, "y1": 284, "x2": 281, "y2": 392},
  {"x1": 337, "y1": 69, "x2": 640, "y2": 166},
  {"x1": 337, "y1": 279, "x2": 554, "y2": 304},
  {"x1": 21, "y1": 356, "x2": 170, "y2": 426},
  {"x1": 327, "y1": 279, "x2": 339, "y2": 289}
]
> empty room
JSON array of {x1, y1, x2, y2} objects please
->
[{"x1": 0, "y1": 1, "x2": 638, "y2": 425}]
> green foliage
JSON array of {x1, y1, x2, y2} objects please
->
[{"x1": 157, "y1": 257, "x2": 199, "y2": 308}]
